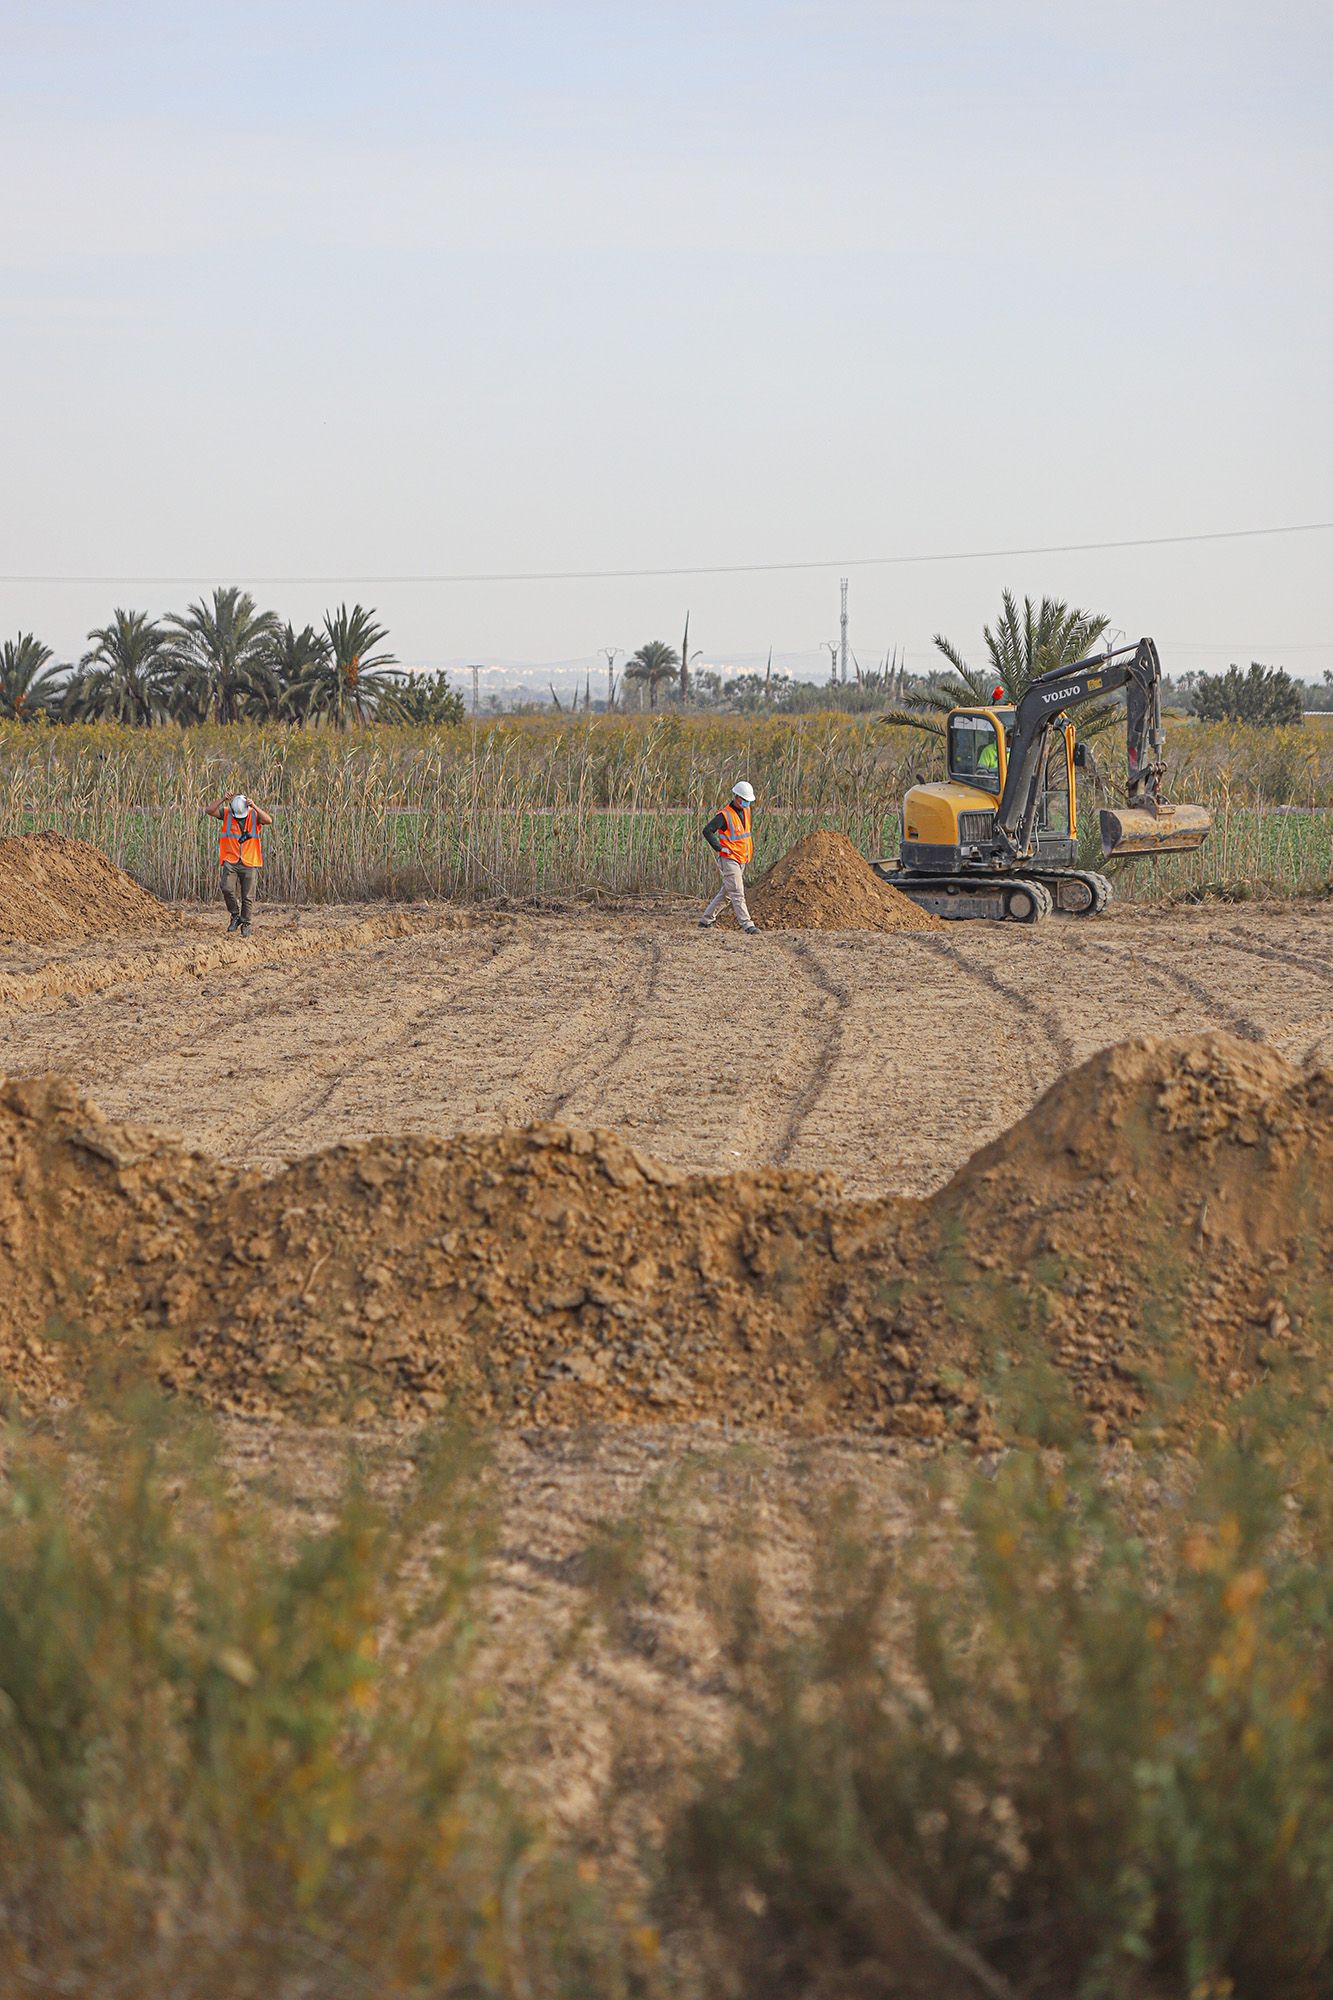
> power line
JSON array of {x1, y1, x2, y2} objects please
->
[{"x1": 1, "y1": 519, "x2": 1331, "y2": 588}]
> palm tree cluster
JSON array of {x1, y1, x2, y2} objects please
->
[
  {"x1": 882, "y1": 591, "x2": 1117, "y2": 740},
  {"x1": 0, "y1": 591, "x2": 462, "y2": 728}
]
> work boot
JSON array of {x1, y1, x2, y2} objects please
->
[
  {"x1": 697, "y1": 918, "x2": 714, "y2": 929},
  {"x1": 240, "y1": 922, "x2": 252, "y2": 938},
  {"x1": 226, "y1": 913, "x2": 242, "y2": 933},
  {"x1": 742, "y1": 925, "x2": 759, "y2": 935}
]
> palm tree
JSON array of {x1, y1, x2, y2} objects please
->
[
  {"x1": 881, "y1": 591, "x2": 1117, "y2": 741},
  {"x1": 287, "y1": 604, "x2": 401, "y2": 727},
  {"x1": 268, "y1": 622, "x2": 332, "y2": 724},
  {"x1": 0, "y1": 633, "x2": 63, "y2": 721},
  {"x1": 623, "y1": 639, "x2": 681, "y2": 712},
  {"x1": 163, "y1": 587, "x2": 281, "y2": 724},
  {"x1": 78, "y1": 609, "x2": 172, "y2": 725}
]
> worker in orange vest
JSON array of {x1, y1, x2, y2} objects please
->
[
  {"x1": 698, "y1": 780, "x2": 759, "y2": 933},
  {"x1": 203, "y1": 792, "x2": 273, "y2": 936}
]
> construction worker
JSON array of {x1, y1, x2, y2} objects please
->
[
  {"x1": 698, "y1": 781, "x2": 759, "y2": 934},
  {"x1": 203, "y1": 792, "x2": 272, "y2": 935}
]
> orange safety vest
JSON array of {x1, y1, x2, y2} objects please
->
[
  {"x1": 219, "y1": 806, "x2": 263, "y2": 868},
  {"x1": 717, "y1": 802, "x2": 752, "y2": 865}
]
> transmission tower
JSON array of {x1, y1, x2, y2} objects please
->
[
  {"x1": 839, "y1": 577, "x2": 849, "y2": 685},
  {"x1": 602, "y1": 647, "x2": 621, "y2": 710}
]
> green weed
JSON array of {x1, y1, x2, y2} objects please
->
[
  {"x1": 0, "y1": 1400, "x2": 650, "y2": 1998},
  {"x1": 667, "y1": 1395, "x2": 1333, "y2": 1999}
]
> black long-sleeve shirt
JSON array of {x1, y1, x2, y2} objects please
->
[{"x1": 702, "y1": 810, "x2": 728, "y2": 856}]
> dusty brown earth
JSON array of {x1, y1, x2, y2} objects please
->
[
  {"x1": 735, "y1": 826, "x2": 942, "y2": 932},
  {"x1": 4, "y1": 881, "x2": 1331, "y2": 1912},
  {"x1": 0, "y1": 828, "x2": 176, "y2": 947},
  {"x1": 2, "y1": 896, "x2": 1329, "y2": 1198},
  {"x1": 2, "y1": 998, "x2": 1329, "y2": 1444}
]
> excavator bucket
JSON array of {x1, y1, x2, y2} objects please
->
[{"x1": 1099, "y1": 802, "x2": 1212, "y2": 858}]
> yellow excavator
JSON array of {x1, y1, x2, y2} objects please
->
[{"x1": 874, "y1": 637, "x2": 1211, "y2": 923}]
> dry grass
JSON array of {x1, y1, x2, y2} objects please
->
[
  {"x1": 1, "y1": 716, "x2": 1329, "y2": 905},
  {"x1": 666, "y1": 1381, "x2": 1333, "y2": 1999}
]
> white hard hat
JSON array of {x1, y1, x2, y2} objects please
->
[
  {"x1": 230, "y1": 794, "x2": 247, "y2": 815},
  {"x1": 732, "y1": 780, "x2": 756, "y2": 803}
]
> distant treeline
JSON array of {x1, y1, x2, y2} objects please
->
[
  {"x1": 0, "y1": 590, "x2": 465, "y2": 728},
  {"x1": 4, "y1": 586, "x2": 1329, "y2": 727}
]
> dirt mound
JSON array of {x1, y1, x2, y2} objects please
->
[
  {"x1": 925, "y1": 1032, "x2": 1333, "y2": 1434},
  {"x1": 157, "y1": 1128, "x2": 944, "y2": 1432},
  {"x1": 746, "y1": 830, "x2": 941, "y2": 932},
  {"x1": 0, "y1": 1077, "x2": 218, "y2": 1403},
  {"x1": 0, "y1": 1076, "x2": 959, "y2": 1438},
  {"x1": 1, "y1": 1033, "x2": 1329, "y2": 1444},
  {"x1": 0, "y1": 831, "x2": 173, "y2": 947}
]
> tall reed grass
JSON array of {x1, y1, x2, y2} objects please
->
[{"x1": 1, "y1": 717, "x2": 1329, "y2": 905}]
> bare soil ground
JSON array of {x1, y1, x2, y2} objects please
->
[
  {"x1": 2, "y1": 897, "x2": 1329, "y2": 1198},
  {"x1": 5, "y1": 895, "x2": 1331, "y2": 1887},
  {"x1": 217, "y1": 1416, "x2": 922, "y2": 1851}
]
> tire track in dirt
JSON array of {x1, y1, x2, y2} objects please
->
[
  {"x1": 911, "y1": 931, "x2": 1076, "y2": 1091},
  {"x1": 771, "y1": 940, "x2": 853, "y2": 1167},
  {"x1": 10, "y1": 903, "x2": 1330, "y2": 1198},
  {"x1": 1209, "y1": 933, "x2": 1333, "y2": 989},
  {"x1": 1074, "y1": 937, "x2": 1268, "y2": 1043},
  {"x1": 4, "y1": 927, "x2": 485, "y2": 1100},
  {"x1": 0, "y1": 908, "x2": 472, "y2": 1016},
  {"x1": 3, "y1": 926, "x2": 531, "y2": 1170},
  {"x1": 232, "y1": 931, "x2": 539, "y2": 1158},
  {"x1": 512, "y1": 923, "x2": 837, "y2": 1180},
  {"x1": 1206, "y1": 932, "x2": 1333, "y2": 1066},
  {"x1": 541, "y1": 936, "x2": 665, "y2": 1123}
]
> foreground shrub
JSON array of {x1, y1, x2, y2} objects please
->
[
  {"x1": 669, "y1": 1414, "x2": 1333, "y2": 1999},
  {"x1": 0, "y1": 1402, "x2": 646, "y2": 1998}
]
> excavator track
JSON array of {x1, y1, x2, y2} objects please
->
[
  {"x1": 1019, "y1": 867, "x2": 1113, "y2": 917},
  {"x1": 873, "y1": 866, "x2": 1055, "y2": 925}
]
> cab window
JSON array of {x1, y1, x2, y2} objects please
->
[{"x1": 948, "y1": 714, "x2": 1002, "y2": 795}]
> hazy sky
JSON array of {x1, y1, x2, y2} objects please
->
[{"x1": 3, "y1": 0, "x2": 1330, "y2": 680}]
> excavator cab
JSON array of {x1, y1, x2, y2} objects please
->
[
  {"x1": 947, "y1": 708, "x2": 1012, "y2": 794},
  {"x1": 901, "y1": 705, "x2": 1078, "y2": 874}
]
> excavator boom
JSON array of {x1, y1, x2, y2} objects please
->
[{"x1": 997, "y1": 638, "x2": 1211, "y2": 861}]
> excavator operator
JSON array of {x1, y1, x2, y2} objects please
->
[{"x1": 978, "y1": 684, "x2": 1006, "y2": 776}]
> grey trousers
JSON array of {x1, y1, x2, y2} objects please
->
[
  {"x1": 701, "y1": 855, "x2": 753, "y2": 928},
  {"x1": 220, "y1": 862, "x2": 257, "y2": 924}
]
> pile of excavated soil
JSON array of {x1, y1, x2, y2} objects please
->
[
  {"x1": 0, "y1": 1076, "x2": 220, "y2": 1404},
  {"x1": 0, "y1": 1076, "x2": 960, "y2": 1438},
  {"x1": 1, "y1": 1033, "x2": 1328, "y2": 1444},
  {"x1": 924, "y1": 1032, "x2": 1333, "y2": 1436},
  {"x1": 745, "y1": 829, "x2": 941, "y2": 932},
  {"x1": 0, "y1": 831, "x2": 173, "y2": 947}
]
